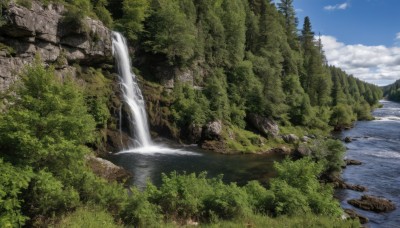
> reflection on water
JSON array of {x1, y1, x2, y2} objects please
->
[
  {"x1": 338, "y1": 100, "x2": 400, "y2": 228},
  {"x1": 108, "y1": 144, "x2": 282, "y2": 188}
]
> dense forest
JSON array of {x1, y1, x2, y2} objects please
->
[
  {"x1": 0, "y1": 0, "x2": 383, "y2": 227},
  {"x1": 383, "y1": 79, "x2": 400, "y2": 102}
]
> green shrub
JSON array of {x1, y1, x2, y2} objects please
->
[
  {"x1": 25, "y1": 170, "x2": 80, "y2": 216},
  {"x1": 270, "y1": 158, "x2": 342, "y2": 216},
  {"x1": 120, "y1": 187, "x2": 162, "y2": 227},
  {"x1": 0, "y1": 159, "x2": 33, "y2": 227},
  {"x1": 58, "y1": 205, "x2": 122, "y2": 228}
]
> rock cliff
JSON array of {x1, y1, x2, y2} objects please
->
[{"x1": 0, "y1": 1, "x2": 113, "y2": 92}]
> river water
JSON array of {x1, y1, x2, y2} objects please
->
[
  {"x1": 108, "y1": 141, "x2": 282, "y2": 188},
  {"x1": 337, "y1": 100, "x2": 400, "y2": 227},
  {"x1": 109, "y1": 100, "x2": 399, "y2": 227}
]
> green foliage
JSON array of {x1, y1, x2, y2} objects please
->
[
  {"x1": 203, "y1": 213, "x2": 360, "y2": 228},
  {"x1": 0, "y1": 43, "x2": 15, "y2": 56},
  {"x1": 0, "y1": 159, "x2": 32, "y2": 227},
  {"x1": 270, "y1": 157, "x2": 342, "y2": 216},
  {"x1": 120, "y1": 187, "x2": 162, "y2": 227},
  {"x1": 204, "y1": 69, "x2": 231, "y2": 121},
  {"x1": 79, "y1": 68, "x2": 112, "y2": 129},
  {"x1": 171, "y1": 83, "x2": 209, "y2": 126},
  {"x1": 115, "y1": 0, "x2": 150, "y2": 42},
  {"x1": 16, "y1": 0, "x2": 32, "y2": 9},
  {"x1": 144, "y1": 0, "x2": 196, "y2": 65},
  {"x1": 383, "y1": 78, "x2": 400, "y2": 102},
  {"x1": 0, "y1": 59, "x2": 95, "y2": 170},
  {"x1": 330, "y1": 104, "x2": 355, "y2": 129},
  {"x1": 25, "y1": 170, "x2": 80, "y2": 216},
  {"x1": 58, "y1": 205, "x2": 123, "y2": 228}
]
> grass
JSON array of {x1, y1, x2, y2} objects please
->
[
  {"x1": 201, "y1": 214, "x2": 360, "y2": 228},
  {"x1": 224, "y1": 125, "x2": 286, "y2": 154},
  {"x1": 57, "y1": 206, "x2": 122, "y2": 228}
]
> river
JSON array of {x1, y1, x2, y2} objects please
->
[
  {"x1": 109, "y1": 100, "x2": 399, "y2": 227},
  {"x1": 337, "y1": 100, "x2": 400, "y2": 227}
]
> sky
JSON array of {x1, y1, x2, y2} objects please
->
[{"x1": 290, "y1": 0, "x2": 400, "y2": 86}]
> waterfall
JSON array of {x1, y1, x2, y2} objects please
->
[
  {"x1": 112, "y1": 32, "x2": 152, "y2": 148},
  {"x1": 111, "y1": 32, "x2": 198, "y2": 156}
]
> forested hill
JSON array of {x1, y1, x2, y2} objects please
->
[
  {"x1": 120, "y1": 0, "x2": 382, "y2": 141},
  {"x1": 1, "y1": 0, "x2": 382, "y2": 150},
  {"x1": 383, "y1": 79, "x2": 400, "y2": 102}
]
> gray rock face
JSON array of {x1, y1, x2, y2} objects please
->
[
  {"x1": 202, "y1": 120, "x2": 222, "y2": 140},
  {"x1": 0, "y1": 1, "x2": 113, "y2": 92},
  {"x1": 247, "y1": 113, "x2": 279, "y2": 138}
]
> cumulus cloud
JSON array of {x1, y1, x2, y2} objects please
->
[
  {"x1": 324, "y1": 3, "x2": 349, "y2": 11},
  {"x1": 321, "y1": 35, "x2": 400, "y2": 85}
]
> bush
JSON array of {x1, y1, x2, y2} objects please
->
[
  {"x1": 270, "y1": 158, "x2": 342, "y2": 216},
  {"x1": 120, "y1": 187, "x2": 162, "y2": 227},
  {"x1": 24, "y1": 170, "x2": 80, "y2": 217},
  {"x1": 0, "y1": 160, "x2": 33, "y2": 227},
  {"x1": 58, "y1": 205, "x2": 122, "y2": 228}
]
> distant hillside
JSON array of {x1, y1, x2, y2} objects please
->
[{"x1": 383, "y1": 79, "x2": 400, "y2": 102}]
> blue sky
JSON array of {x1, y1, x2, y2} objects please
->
[{"x1": 288, "y1": 0, "x2": 400, "y2": 86}]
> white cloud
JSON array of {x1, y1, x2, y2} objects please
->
[
  {"x1": 396, "y1": 32, "x2": 400, "y2": 40},
  {"x1": 321, "y1": 35, "x2": 400, "y2": 85},
  {"x1": 324, "y1": 2, "x2": 349, "y2": 11}
]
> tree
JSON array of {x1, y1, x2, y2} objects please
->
[
  {"x1": 116, "y1": 0, "x2": 150, "y2": 42},
  {"x1": 0, "y1": 57, "x2": 96, "y2": 174}
]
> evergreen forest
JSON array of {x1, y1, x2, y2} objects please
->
[{"x1": 0, "y1": 0, "x2": 385, "y2": 227}]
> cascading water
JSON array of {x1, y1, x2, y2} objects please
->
[
  {"x1": 112, "y1": 31, "x2": 151, "y2": 148},
  {"x1": 112, "y1": 31, "x2": 198, "y2": 156}
]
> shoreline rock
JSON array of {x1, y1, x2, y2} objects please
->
[
  {"x1": 344, "y1": 209, "x2": 369, "y2": 224},
  {"x1": 348, "y1": 195, "x2": 396, "y2": 213},
  {"x1": 86, "y1": 155, "x2": 132, "y2": 183}
]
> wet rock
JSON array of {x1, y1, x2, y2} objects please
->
[
  {"x1": 86, "y1": 155, "x2": 131, "y2": 183},
  {"x1": 106, "y1": 129, "x2": 132, "y2": 153},
  {"x1": 201, "y1": 140, "x2": 226, "y2": 153},
  {"x1": 202, "y1": 120, "x2": 222, "y2": 140},
  {"x1": 330, "y1": 176, "x2": 367, "y2": 192},
  {"x1": 348, "y1": 195, "x2": 396, "y2": 213},
  {"x1": 344, "y1": 209, "x2": 369, "y2": 224},
  {"x1": 344, "y1": 136, "x2": 352, "y2": 143},
  {"x1": 345, "y1": 159, "x2": 362, "y2": 166},
  {"x1": 282, "y1": 134, "x2": 299, "y2": 144},
  {"x1": 247, "y1": 113, "x2": 279, "y2": 138}
]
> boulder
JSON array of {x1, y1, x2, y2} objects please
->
[
  {"x1": 295, "y1": 143, "x2": 311, "y2": 157},
  {"x1": 344, "y1": 136, "x2": 352, "y2": 143},
  {"x1": 344, "y1": 209, "x2": 369, "y2": 224},
  {"x1": 282, "y1": 134, "x2": 299, "y2": 144},
  {"x1": 247, "y1": 113, "x2": 279, "y2": 138},
  {"x1": 345, "y1": 159, "x2": 362, "y2": 166},
  {"x1": 86, "y1": 155, "x2": 131, "y2": 183},
  {"x1": 202, "y1": 120, "x2": 222, "y2": 140},
  {"x1": 348, "y1": 195, "x2": 396, "y2": 213}
]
